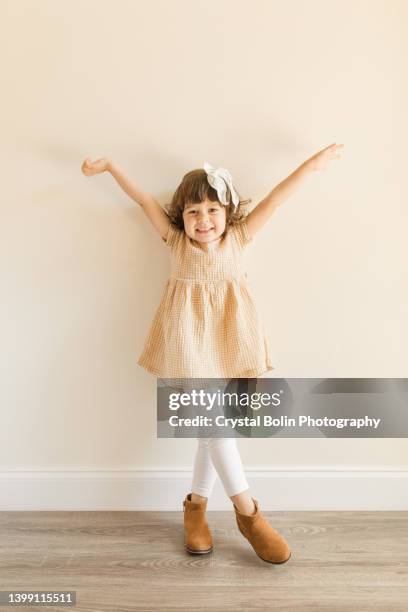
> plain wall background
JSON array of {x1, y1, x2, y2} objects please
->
[{"x1": 0, "y1": 0, "x2": 407, "y2": 472}]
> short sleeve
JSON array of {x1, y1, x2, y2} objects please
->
[
  {"x1": 162, "y1": 223, "x2": 183, "y2": 250},
  {"x1": 232, "y1": 217, "x2": 252, "y2": 249}
]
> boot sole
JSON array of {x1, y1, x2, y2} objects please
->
[
  {"x1": 186, "y1": 546, "x2": 213, "y2": 555},
  {"x1": 256, "y1": 550, "x2": 291, "y2": 564}
]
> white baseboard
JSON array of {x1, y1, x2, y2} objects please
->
[{"x1": 1, "y1": 470, "x2": 408, "y2": 511}]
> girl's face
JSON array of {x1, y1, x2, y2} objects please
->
[{"x1": 182, "y1": 198, "x2": 227, "y2": 242}]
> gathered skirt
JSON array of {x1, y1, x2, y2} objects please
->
[{"x1": 137, "y1": 275, "x2": 274, "y2": 382}]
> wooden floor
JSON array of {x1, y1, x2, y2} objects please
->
[{"x1": 0, "y1": 510, "x2": 407, "y2": 611}]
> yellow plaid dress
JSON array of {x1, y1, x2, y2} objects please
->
[{"x1": 137, "y1": 216, "x2": 274, "y2": 380}]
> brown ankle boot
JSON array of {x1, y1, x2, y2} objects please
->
[
  {"x1": 234, "y1": 498, "x2": 291, "y2": 564},
  {"x1": 183, "y1": 493, "x2": 213, "y2": 555}
]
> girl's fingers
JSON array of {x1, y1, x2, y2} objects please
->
[{"x1": 321, "y1": 144, "x2": 336, "y2": 155}]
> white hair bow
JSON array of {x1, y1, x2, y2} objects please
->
[{"x1": 203, "y1": 162, "x2": 240, "y2": 210}]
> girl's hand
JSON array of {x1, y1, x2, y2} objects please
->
[
  {"x1": 81, "y1": 157, "x2": 111, "y2": 176},
  {"x1": 306, "y1": 143, "x2": 344, "y2": 172}
]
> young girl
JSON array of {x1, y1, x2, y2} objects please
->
[{"x1": 81, "y1": 143, "x2": 344, "y2": 564}]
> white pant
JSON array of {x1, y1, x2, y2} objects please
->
[
  {"x1": 191, "y1": 380, "x2": 249, "y2": 497},
  {"x1": 191, "y1": 436, "x2": 250, "y2": 498},
  {"x1": 159, "y1": 377, "x2": 250, "y2": 498}
]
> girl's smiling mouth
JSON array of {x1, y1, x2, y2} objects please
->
[{"x1": 196, "y1": 227, "x2": 214, "y2": 233}]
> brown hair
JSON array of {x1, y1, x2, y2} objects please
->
[{"x1": 164, "y1": 168, "x2": 251, "y2": 230}]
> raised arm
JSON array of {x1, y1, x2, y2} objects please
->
[
  {"x1": 246, "y1": 143, "x2": 344, "y2": 239},
  {"x1": 81, "y1": 157, "x2": 170, "y2": 240}
]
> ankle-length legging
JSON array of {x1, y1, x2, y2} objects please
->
[
  {"x1": 191, "y1": 380, "x2": 249, "y2": 498},
  {"x1": 159, "y1": 377, "x2": 250, "y2": 498},
  {"x1": 191, "y1": 436, "x2": 250, "y2": 498}
]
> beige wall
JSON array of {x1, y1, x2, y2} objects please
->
[{"x1": 1, "y1": 0, "x2": 407, "y2": 472}]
